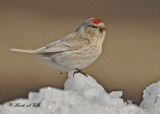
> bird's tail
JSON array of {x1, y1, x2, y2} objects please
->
[{"x1": 10, "y1": 48, "x2": 37, "y2": 54}]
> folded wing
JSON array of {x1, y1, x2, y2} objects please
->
[{"x1": 36, "y1": 32, "x2": 89, "y2": 54}]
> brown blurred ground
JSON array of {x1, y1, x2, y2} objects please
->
[{"x1": 0, "y1": 0, "x2": 160, "y2": 104}]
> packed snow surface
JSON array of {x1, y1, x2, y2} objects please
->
[{"x1": 0, "y1": 71, "x2": 160, "y2": 114}]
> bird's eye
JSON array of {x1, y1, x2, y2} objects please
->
[{"x1": 88, "y1": 25, "x2": 97, "y2": 29}]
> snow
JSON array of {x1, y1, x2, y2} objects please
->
[
  {"x1": 0, "y1": 71, "x2": 160, "y2": 114},
  {"x1": 65, "y1": 71, "x2": 125, "y2": 106},
  {"x1": 140, "y1": 81, "x2": 160, "y2": 114}
]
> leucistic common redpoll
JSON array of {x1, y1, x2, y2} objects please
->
[{"x1": 11, "y1": 18, "x2": 107, "y2": 75}]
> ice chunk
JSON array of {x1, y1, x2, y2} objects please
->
[
  {"x1": 0, "y1": 88, "x2": 147, "y2": 114},
  {"x1": 140, "y1": 81, "x2": 160, "y2": 114},
  {"x1": 65, "y1": 71, "x2": 125, "y2": 106},
  {"x1": 0, "y1": 71, "x2": 147, "y2": 114}
]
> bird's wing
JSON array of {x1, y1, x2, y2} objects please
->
[{"x1": 36, "y1": 32, "x2": 90, "y2": 53}]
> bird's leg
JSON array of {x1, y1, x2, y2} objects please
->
[{"x1": 73, "y1": 68, "x2": 87, "y2": 76}]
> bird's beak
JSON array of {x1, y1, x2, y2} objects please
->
[
  {"x1": 99, "y1": 27, "x2": 107, "y2": 33},
  {"x1": 102, "y1": 27, "x2": 107, "y2": 31}
]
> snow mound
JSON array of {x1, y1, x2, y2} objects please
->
[
  {"x1": 65, "y1": 71, "x2": 125, "y2": 106},
  {"x1": 140, "y1": 81, "x2": 160, "y2": 114},
  {"x1": 0, "y1": 71, "x2": 155, "y2": 114}
]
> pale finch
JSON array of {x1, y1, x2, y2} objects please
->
[{"x1": 11, "y1": 18, "x2": 107, "y2": 75}]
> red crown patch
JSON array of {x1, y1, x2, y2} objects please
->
[{"x1": 92, "y1": 18, "x2": 103, "y2": 24}]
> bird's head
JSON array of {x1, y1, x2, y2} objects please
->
[{"x1": 76, "y1": 18, "x2": 107, "y2": 40}]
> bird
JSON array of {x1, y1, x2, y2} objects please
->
[{"x1": 10, "y1": 18, "x2": 107, "y2": 76}]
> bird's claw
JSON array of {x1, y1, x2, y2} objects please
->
[{"x1": 73, "y1": 69, "x2": 87, "y2": 77}]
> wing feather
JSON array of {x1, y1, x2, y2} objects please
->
[{"x1": 36, "y1": 32, "x2": 90, "y2": 53}]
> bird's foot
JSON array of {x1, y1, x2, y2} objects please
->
[{"x1": 73, "y1": 69, "x2": 87, "y2": 77}]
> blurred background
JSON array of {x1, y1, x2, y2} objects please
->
[{"x1": 0, "y1": 0, "x2": 160, "y2": 104}]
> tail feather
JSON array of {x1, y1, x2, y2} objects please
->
[{"x1": 10, "y1": 48, "x2": 37, "y2": 54}]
